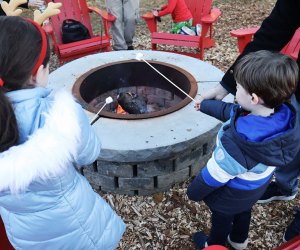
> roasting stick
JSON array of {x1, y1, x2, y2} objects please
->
[
  {"x1": 135, "y1": 53, "x2": 197, "y2": 103},
  {"x1": 90, "y1": 96, "x2": 113, "y2": 125}
]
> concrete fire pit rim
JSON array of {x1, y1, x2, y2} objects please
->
[{"x1": 49, "y1": 50, "x2": 233, "y2": 162}]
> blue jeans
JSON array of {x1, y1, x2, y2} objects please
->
[
  {"x1": 275, "y1": 95, "x2": 300, "y2": 195},
  {"x1": 207, "y1": 209, "x2": 251, "y2": 246}
]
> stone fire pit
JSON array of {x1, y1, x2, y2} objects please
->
[{"x1": 49, "y1": 50, "x2": 232, "y2": 195}]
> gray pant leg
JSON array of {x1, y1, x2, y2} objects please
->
[
  {"x1": 123, "y1": 0, "x2": 139, "y2": 47},
  {"x1": 106, "y1": 0, "x2": 127, "y2": 50}
]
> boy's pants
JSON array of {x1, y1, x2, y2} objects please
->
[
  {"x1": 275, "y1": 95, "x2": 300, "y2": 196},
  {"x1": 106, "y1": 0, "x2": 139, "y2": 50},
  {"x1": 207, "y1": 209, "x2": 251, "y2": 246}
]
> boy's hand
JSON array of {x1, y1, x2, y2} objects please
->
[
  {"x1": 194, "y1": 101, "x2": 201, "y2": 111},
  {"x1": 194, "y1": 95, "x2": 204, "y2": 111}
]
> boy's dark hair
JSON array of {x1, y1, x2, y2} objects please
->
[
  {"x1": 234, "y1": 50, "x2": 299, "y2": 108},
  {"x1": 0, "y1": 16, "x2": 51, "y2": 152}
]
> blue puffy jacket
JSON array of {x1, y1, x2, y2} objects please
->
[
  {"x1": 188, "y1": 100, "x2": 300, "y2": 214},
  {"x1": 0, "y1": 87, "x2": 125, "y2": 249}
]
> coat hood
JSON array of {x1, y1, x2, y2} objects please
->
[
  {"x1": 0, "y1": 91, "x2": 81, "y2": 194},
  {"x1": 226, "y1": 103, "x2": 300, "y2": 167}
]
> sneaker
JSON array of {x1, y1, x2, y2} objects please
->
[
  {"x1": 227, "y1": 235, "x2": 248, "y2": 250},
  {"x1": 181, "y1": 26, "x2": 196, "y2": 36},
  {"x1": 193, "y1": 231, "x2": 208, "y2": 249},
  {"x1": 283, "y1": 209, "x2": 300, "y2": 242},
  {"x1": 257, "y1": 182, "x2": 297, "y2": 204}
]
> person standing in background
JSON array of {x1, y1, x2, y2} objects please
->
[{"x1": 106, "y1": 0, "x2": 139, "y2": 50}]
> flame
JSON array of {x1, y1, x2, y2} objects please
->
[{"x1": 116, "y1": 104, "x2": 127, "y2": 114}]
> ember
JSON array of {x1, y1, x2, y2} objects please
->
[{"x1": 116, "y1": 104, "x2": 127, "y2": 114}]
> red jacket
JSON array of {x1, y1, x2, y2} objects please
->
[{"x1": 157, "y1": 0, "x2": 193, "y2": 23}]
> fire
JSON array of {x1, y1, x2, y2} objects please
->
[{"x1": 116, "y1": 104, "x2": 127, "y2": 114}]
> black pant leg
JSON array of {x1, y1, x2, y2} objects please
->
[
  {"x1": 230, "y1": 209, "x2": 252, "y2": 243},
  {"x1": 207, "y1": 210, "x2": 234, "y2": 246}
]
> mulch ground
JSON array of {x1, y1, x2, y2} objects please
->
[{"x1": 48, "y1": 0, "x2": 300, "y2": 249}]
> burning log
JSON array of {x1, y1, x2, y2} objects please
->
[{"x1": 117, "y1": 92, "x2": 148, "y2": 114}]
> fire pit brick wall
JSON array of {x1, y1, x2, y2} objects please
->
[{"x1": 82, "y1": 126, "x2": 218, "y2": 196}]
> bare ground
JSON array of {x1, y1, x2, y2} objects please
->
[{"x1": 47, "y1": 0, "x2": 300, "y2": 249}]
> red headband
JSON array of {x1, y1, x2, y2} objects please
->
[
  {"x1": 0, "y1": 18, "x2": 47, "y2": 88},
  {"x1": 24, "y1": 18, "x2": 47, "y2": 75}
]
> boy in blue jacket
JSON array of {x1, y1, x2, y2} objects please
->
[{"x1": 187, "y1": 50, "x2": 300, "y2": 249}]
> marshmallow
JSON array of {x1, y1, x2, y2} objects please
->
[
  {"x1": 135, "y1": 53, "x2": 144, "y2": 61},
  {"x1": 105, "y1": 96, "x2": 113, "y2": 104}
]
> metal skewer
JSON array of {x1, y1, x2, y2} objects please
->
[
  {"x1": 90, "y1": 96, "x2": 113, "y2": 125},
  {"x1": 135, "y1": 53, "x2": 197, "y2": 103}
]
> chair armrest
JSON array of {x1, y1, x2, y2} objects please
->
[
  {"x1": 88, "y1": 6, "x2": 116, "y2": 37},
  {"x1": 230, "y1": 27, "x2": 259, "y2": 37},
  {"x1": 142, "y1": 12, "x2": 157, "y2": 33},
  {"x1": 201, "y1": 8, "x2": 221, "y2": 24},
  {"x1": 88, "y1": 6, "x2": 116, "y2": 22},
  {"x1": 230, "y1": 27, "x2": 259, "y2": 53}
]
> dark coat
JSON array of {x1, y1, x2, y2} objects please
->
[
  {"x1": 221, "y1": 0, "x2": 300, "y2": 100},
  {"x1": 187, "y1": 100, "x2": 300, "y2": 214}
]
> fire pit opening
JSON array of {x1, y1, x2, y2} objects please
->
[{"x1": 72, "y1": 60, "x2": 198, "y2": 119}]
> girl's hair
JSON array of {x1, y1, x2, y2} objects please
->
[
  {"x1": 234, "y1": 50, "x2": 299, "y2": 108},
  {"x1": 0, "y1": 16, "x2": 50, "y2": 152}
]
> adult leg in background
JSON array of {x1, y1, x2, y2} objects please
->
[
  {"x1": 123, "y1": 0, "x2": 139, "y2": 49},
  {"x1": 106, "y1": 0, "x2": 127, "y2": 50}
]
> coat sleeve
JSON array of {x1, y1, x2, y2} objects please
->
[
  {"x1": 74, "y1": 104, "x2": 101, "y2": 166},
  {"x1": 187, "y1": 127, "x2": 249, "y2": 201},
  {"x1": 200, "y1": 100, "x2": 235, "y2": 122},
  {"x1": 187, "y1": 169, "x2": 220, "y2": 201},
  {"x1": 157, "y1": 0, "x2": 177, "y2": 17},
  {"x1": 221, "y1": 0, "x2": 300, "y2": 95}
]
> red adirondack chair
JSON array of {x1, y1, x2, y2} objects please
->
[
  {"x1": 43, "y1": 0, "x2": 116, "y2": 65},
  {"x1": 230, "y1": 27, "x2": 300, "y2": 60},
  {"x1": 142, "y1": 0, "x2": 221, "y2": 60},
  {"x1": 274, "y1": 235, "x2": 300, "y2": 250}
]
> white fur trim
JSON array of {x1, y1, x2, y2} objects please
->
[{"x1": 0, "y1": 91, "x2": 81, "y2": 193}]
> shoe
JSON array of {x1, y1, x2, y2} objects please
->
[
  {"x1": 181, "y1": 26, "x2": 196, "y2": 36},
  {"x1": 193, "y1": 231, "x2": 208, "y2": 249},
  {"x1": 257, "y1": 182, "x2": 297, "y2": 204},
  {"x1": 227, "y1": 235, "x2": 248, "y2": 250},
  {"x1": 127, "y1": 45, "x2": 134, "y2": 50},
  {"x1": 283, "y1": 209, "x2": 300, "y2": 242}
]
